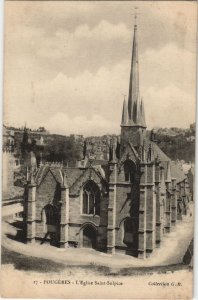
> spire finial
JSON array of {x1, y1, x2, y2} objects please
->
[{"x1": 132, "y1": 6, "x2": 139, "y2": 27}]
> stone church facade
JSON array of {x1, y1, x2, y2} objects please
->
[{"x1": 24, "y1": 24, "x2": 191, "y2": 258}]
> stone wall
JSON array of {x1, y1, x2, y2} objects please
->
[
  {"x1": 27, "y1": 169, "x2": 108, "y2": 249},
  {"x1": 35, "y1": 171, "x2": 61, "y2": 239}
]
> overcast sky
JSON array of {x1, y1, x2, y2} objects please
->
[{"x1": 4, "y1": 1, "x2": 197, "y2": 136}]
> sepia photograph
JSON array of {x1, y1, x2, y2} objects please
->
[{"x1": 1, "y1": 1, "x2": 197, "y2": 298}]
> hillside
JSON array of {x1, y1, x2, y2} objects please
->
[
  {"x1": 152, "y1": 125, "x2": 195, "y2": 163},
  {"x1": 4, "y1": 124, "x2": 196, "y2": 164}
]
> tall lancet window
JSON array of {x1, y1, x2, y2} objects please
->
[
  {"x1": 82, "y1": 181, "x2": 100, "y2": 216},
  {"x1": 124, "y1": 160, "x2": 136, "y2": 182}
]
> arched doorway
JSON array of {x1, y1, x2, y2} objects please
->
[
  {"x1": 41, "y1": 204, "x2": 60, "y2": 246},
  {"x1": 123, "y1": 217, "x2": 134, "y2": 246},
  {"x1": 122, "y1": 217, "x2": 136, "y2": 256},
  {"x1": 82, "y1": 225, "x2": 97, "y2": 249}
]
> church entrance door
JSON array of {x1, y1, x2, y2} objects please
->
[{"x1": 83, "y1": 225, "x2": 97, "y2": 249}]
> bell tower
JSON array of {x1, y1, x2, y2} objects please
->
[{"x1": 121, "y1": 22, "x2": 146, "y2": 154}]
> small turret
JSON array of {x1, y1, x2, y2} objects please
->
[
  {"x1": 116, "y1": 136, "x2": 121, "y2": 159},
  {"x1": 121, "y1": 96, "x2": 129, "y2": 125},
  {"x1": 166, "y1": 161, "x2": 172, "y2": 183},
  {"x1": 109, "y1": 137, "x2": 117, "y2": 163},
  {"x1": 147, "y1": 143, "x2": 154, "y2": 162},
  {"x1": 62, "y1": 171, "x2": 68, "y2": 189},
  {"x1": 140, "y1": 97, "x2": 146, "y2": 127}
]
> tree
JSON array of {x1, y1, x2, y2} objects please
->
[{"x1": 42, "y1": 136, "x2": 82, "y2": 163}]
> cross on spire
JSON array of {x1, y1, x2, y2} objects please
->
[
  {"x1": 131, "y1": 7, "x2": 140, "y2": 26},
  {"x1": 134, "y1": 7, "x2": 138, "y2": 26}
]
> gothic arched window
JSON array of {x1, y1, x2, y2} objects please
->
[
  {"x1": 124, "y1": 160, "x2": 136, "y2": 182},
  {"x1": 82, "y1": 181, "x2": 100, "y2": 216}
]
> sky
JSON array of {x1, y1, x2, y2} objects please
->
[{"x1": 3, "y1": 1, "x2": 197, "y2": 136}]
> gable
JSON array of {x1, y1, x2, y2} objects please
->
[
  {"x1": 37, "y1": 169, "x2": 58, "y2": 191},
  {"x1": 69, "y1": 167, "x2": 106, "y2": 195},
  {"x1": 35, "y1": 165, "x2": 63, "y2": 187},
  {"x1": 64, "y1": 168, "x2": 84, "y2": 187},
  {"x1": 36, "y1": 170, "x2": 61, "y2": 207},
  {"x1": 118, "y1": 142, "x2": 140, "y2": 173},
  {"x1": 119, "y1": 142, "x2": 139, "y2": 164}
]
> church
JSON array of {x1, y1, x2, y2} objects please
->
[{"x1": 23, "y1": 23, "x2": 190, "y2": 259}]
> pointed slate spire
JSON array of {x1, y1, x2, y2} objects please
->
[
  {"x1": 121, "y1": 96, "x2": 129, "y2": 125},
  {"x1": 123, "y1": 22, "x2": 147, "y2": 128},
  {"x1": 135, "y1": 94, "x2": 142, "y2": 125},
  {"x1": 128, "y1": 24, "x2": 139, "y2": 124}
]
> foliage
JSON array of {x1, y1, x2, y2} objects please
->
[
  {"x1": 155, "y1": 133, "x2": 195, "y2": 162},
  {"x1": 42, "y1": 135, "x2": 82, "y2": 164}
]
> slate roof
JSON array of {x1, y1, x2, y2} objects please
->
[
  {"x1": 151, "y1": 142, "x2": 171, "y2": 162},
  {"x1": 64, "y1": 168, "x2": 84, "y2": 187},
  {"x1": 85, "y1": 159, "x2": 108, "y2": 168},
  {"x1": 35, "y1": 164, "x2": 63, "y2": 185},
  {"x1": 145, "y1": 139, "x2": 186, "y2": 184},
  {"x1": 170, "y1": 161, "x2": 186, "y2": 183},
  {"x1": 35, "y1": 164, "x2": 106, "y2": 189},
  {"x1": 35, "y1": 165, "x2": 50, "y2": 185}
]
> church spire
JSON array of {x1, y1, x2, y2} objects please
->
[
  {"x1": 126, "y1": 22, "x2": 146, "y2": 128},
  {"x1": 120, "y1": 18, "x2": 147, "y2": 152},
  {"x1": 128, "y1": 24, "x2": 139, "y2": 124}
]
